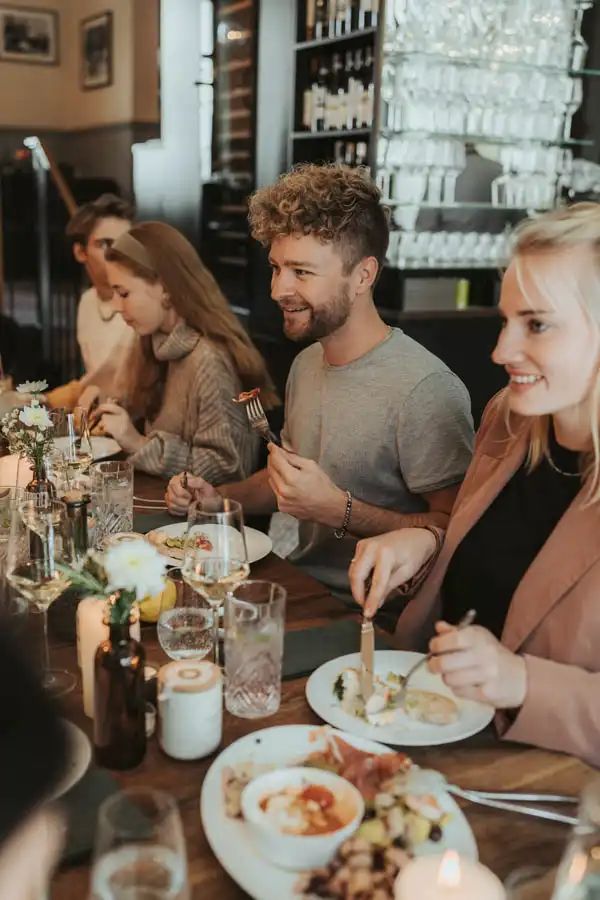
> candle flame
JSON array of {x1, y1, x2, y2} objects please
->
[
  {"x1": 567, "y1": 851, "x2": 587, "y2": 885},
  {"x1": 437, "y1": 850, "x2": 461, "y2": 887}
]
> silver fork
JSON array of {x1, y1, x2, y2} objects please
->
[
  {"x1": 395, "y1": 608, "x2": 477, "y2": 707},
  {"x1": 245, "y1": 395, "x2": 281, "y2": 446}
]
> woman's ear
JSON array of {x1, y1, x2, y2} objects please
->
[{"x1": 161, "y1": 293, "x2": 172, "y2": 309}]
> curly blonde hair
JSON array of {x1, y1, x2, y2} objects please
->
[{"x1": 248, "y1": 163, "x2": 390, "y2": 277}]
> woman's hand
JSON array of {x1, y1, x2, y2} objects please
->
[
  {"x1": 165, "y1": 473, "x2": 220, "y2": 515},
  {"x1": 428, "y1": 622, "x2": 527, "y2": 709},
  {"x1": 98, "y1": 403, "x2": 146, "y2": 454},
  {"x1": 349, "y1": 527, "x2": 438, "y2": 619}
]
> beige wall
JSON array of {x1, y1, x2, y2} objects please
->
[{"x1": 0, "y1": 0, "x2": 159, "y2": 130}]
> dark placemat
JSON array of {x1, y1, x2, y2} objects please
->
[
  {"x1": 133, "y1": 510, "x2": 178, "y2": 535},
  {"x1": 60, "y1": 767, "x2": 120, "y2": 866},
  {"x1": 282, "y1": 619, "x2": 394, "y2": 680}
]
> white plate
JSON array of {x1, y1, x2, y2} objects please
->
[
  {"x1": 53, "y1": 436, "x2": 120, "y2": 461},
  {"x1": 200, "y1": 724, "x2": 477, "y2": 900},
  {"x1": 306, "y1": 651, "x2": 494, "y2": 747},
  {"x1": 145, "y1": 521, "x2": 272, "y2": 566},
  {"x1": 51, "y1": 720, "x2": 92, "y2": 799}
]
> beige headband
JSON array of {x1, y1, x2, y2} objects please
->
[{"x1": 111, "y1": 231, "x2": 154, "y2": 271}]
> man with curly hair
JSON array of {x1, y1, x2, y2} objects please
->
[{"x1": 166, "y1": 164, "x2": 473, "y2": 601}]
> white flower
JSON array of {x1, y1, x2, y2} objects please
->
[
  {"x1": 18, "y1": 405, "x2": 53, "y2": 431},
  {"x1": 16, "y1": 380, "x2": 48, "y2": 394},
  {"x1": 104, "y1": 540, "x2": 167, "y2": 601}
]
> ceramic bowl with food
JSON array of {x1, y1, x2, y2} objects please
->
[{"x1": 240, "y1": 767, "x2": 364, "y2": 871}]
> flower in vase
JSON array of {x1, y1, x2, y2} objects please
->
[
  {"x1": 104, "y1": 539, "x2": 167, "y2": 602},
  {"x1": 18, "y1": 404, "x2": 53, "y2": 430},
  {"x1": 16, "y1": 380, "x2": 48, "y2": 394}
]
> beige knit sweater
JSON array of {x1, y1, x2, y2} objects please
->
[{"x1": 129, "y1": 322, "x2": 259, "y2": 482}]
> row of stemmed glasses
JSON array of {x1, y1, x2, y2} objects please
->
[{"x1": 3, "y1": 489, "x2": 76, "y2": 696}]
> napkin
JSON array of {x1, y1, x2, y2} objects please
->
[
  {"x1": 282, "y1": 619, "x2": 394, "y2": 680},
  {"x1": 59, "y1": 767, "x2": 120, "y2": 866}
]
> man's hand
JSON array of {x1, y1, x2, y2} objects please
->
[
  {"x1": 97, "y1": 403, "x2": 146, "y2": 454},
  {"x1": 349, "y1": 528, "x2": 438, "y2": 618},
  {"x1": 428, "y1": 622, "x2": 527, "y2": 710},
  {"x1": 267, "y1": 444, "x2": 345, "y2": 526},
  {"x1": 165, "y1": 473, "x2": 219, "y2": 516}
]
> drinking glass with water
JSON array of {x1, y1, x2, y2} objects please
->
[
  {"x1": 157, "y1": 568, "x2": 214, "y2": 661},
  {"x1": 224, "y1": 580, "x2": 286, "y2": 718},
  {"x1": 91, "y1": 461, "x2": 134, "y2": 547},
  {"x1": 90, "y1": 787, "x2": 188, "y2": 900}
]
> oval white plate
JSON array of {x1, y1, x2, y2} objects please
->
[
  {"x1": 53, "y1": 436, "x2": 120, "y2": 461},
  {"x1": 306, "y1": 651, "x2": 494, "y2": 747},
  {"x1": 200, "y1": 724, "x2": 477, "y2": 900},
  {"x1": 51, "y1": 720, "x2": 92, "y2": 799},
  {"x1": 145, "y1": 521, "x2": 272, "y2": 566}
]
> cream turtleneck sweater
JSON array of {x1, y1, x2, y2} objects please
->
[{"x1": 129, "y1": 321, "x2": 259, "y2": 482}]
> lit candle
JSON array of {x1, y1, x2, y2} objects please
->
[
  {"x1": 394, "y1": 850, "x2": 506, "y2": 900},
  {"x1": 76, "y1": 597, "x2": 141, "y2": 717}
]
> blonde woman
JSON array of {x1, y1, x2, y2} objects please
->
[
  {"x1": 94, "y1": 221, "x2": 277, "y2": 480},
  {"x1": 350, "y1": 202, "x2": 600, "y2": 766}
]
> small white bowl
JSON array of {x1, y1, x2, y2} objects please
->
[{"x1": 240, "y1": 767, "x2": 364, "y2": 871}]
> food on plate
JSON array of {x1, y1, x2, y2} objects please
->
[
  {"x1": 147, "y1": 529, "x2": 213, "y2": 560},
  {"x1": 221, "y1": 730, "x2": 451, "y2": 899},
  {"x1": 333, "y1": 668, "x2": 459, "y2": 727},
  {"x1": 259, "y1": 783, "x2": 354, "y2": 836},
  {"x1": 232, "y1": 387, "x2": 261, "y2": 403}
]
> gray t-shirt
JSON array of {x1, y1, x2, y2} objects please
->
[{"x1": 281, "y1": 328, "x2": 474, "y2": 593}]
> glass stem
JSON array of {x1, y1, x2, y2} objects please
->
[
  {"x1": 41, "y1": 607, "x2": 51, "y2": 681},
  {"x1": 213, "y1": 605, "x2": 220, "y2": 668}
]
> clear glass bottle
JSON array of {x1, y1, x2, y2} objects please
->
[{"x1": 552, "y1": 780, "x2": 600, "y2": 899}]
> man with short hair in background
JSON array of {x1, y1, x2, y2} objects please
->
[
  {"x1": 166, "y1": 164, "x2": 474, "y2": 604},
  {"x1": 47, "y1": 193, "x2": 135, "y2": 410}
]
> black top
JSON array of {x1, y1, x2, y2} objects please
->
[{"x1": 442, "y1": 430, "x2": 582, "y2": 638}]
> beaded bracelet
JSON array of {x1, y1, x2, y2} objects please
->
[{"x1": 334, "y1": 490, "x2": 353, "y2": 539}]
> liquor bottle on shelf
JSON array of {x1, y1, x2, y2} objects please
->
[
  {"x1": 357, "y1": 0, "x2": 379, "y2": 29},
  {"x1": 345, "y1": 49, "x2": 359, "y2": 130},
  {"x1": 302, "y1": 56, "x2": 318, "y2": 129},
  {"x1": 355, "y1": 140, "x2": 369, "y2": 167},
  {"x1": 334, "y1": 0, "x2": 352, "y2": 37},
  {"x1": 306, "y1": 0, "x2": 316, "y2": 40},
  {"x1": 326, "y1": 53, "x2": 344, "y2": 130},
  {"x1": 314, "y1": 0, "x2": 329, "y2": 40},
  {"x1": 311, "y1": 55, "x2": 328, "y2": 132},
  {"x1": 359, "y1": 45, "x2": 375, "y2": 127}
]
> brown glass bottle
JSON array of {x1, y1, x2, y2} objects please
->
[
  {"x1": 26, "y1": 460, "x2": 55, "y2": 559},
  {"x1": 94, "y1": 620, "x2": 146, "y2": 770}
]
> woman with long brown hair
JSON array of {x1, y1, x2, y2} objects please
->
[{"x1": 94, "y1": 221, "x2": 276, "y2": 480}]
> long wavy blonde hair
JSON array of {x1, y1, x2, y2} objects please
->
[
  {"x1": 105, "y1": 221, "x2": 278, "y2": 419},
  {"x1": 508, "y1": 202, "x2": 600, "y2": 503}
]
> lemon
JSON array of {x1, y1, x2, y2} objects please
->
[{"x1": 139, "y1": 580, "x2": 177, "y2": 623}]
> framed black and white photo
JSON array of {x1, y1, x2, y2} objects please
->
[
  {"x1": 81, "y1": 10, "x2": 112, "y2": 90},
  {"x1": 0, "y1": 4, "x2": 58, "y2": 65}
]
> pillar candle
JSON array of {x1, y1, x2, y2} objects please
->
[
  {"x1": 76, "y1": 597, "x2": 141, "y2": 718},
  {"x1": 394, "y1": 851, "x2": 506, "y2": 900}
]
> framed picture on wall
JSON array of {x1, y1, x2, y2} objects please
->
[
  {"x1": 81, "y1": 9, "x2": 112, "y2": 90},
  {"x1": 0, "y1": 4, "x2": 58, "y2": 65}
]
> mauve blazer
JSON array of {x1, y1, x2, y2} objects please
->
[{"x1": 394, "y1": 390, "x2": 600, "y2": 767}]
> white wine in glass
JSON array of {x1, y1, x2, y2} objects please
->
[{"x1": 182, "y1": 497, "x2": 249, "y2": 667}]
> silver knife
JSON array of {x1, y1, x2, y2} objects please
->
[{"x1": 360, "y1": 616, "x2": 375, "y2": 702}]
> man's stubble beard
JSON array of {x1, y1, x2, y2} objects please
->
[{"x1": 284, "y1": 282, "x2": 352, "y2": 342}]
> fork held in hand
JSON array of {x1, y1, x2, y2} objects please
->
[
  {"x1": 244, "y1": 395, "x2": 281, "y2": 446},
  {"x1": 396, "y1": 608, "x2": 477, "y2": 705}
]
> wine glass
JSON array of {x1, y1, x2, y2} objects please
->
[
  {"x1": 49, "y1": 407, "x2": 94, "y2": 490},
  {"x1": 504, "y1": 866, "x2": 556, "y2": 899},
  {"x1": 181, "y1": 498, "x2": 249, "y2": 668},
  {"x1": 157, "y1": 567, "x2": 214, "y2": 661},
  {"x1": 8, "y1": 497, "x2": 75, "y2": 696},
  {"x1": 90, "y1": 788, "x2": 188, "y2": 900}
]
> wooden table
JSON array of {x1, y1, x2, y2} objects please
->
[{"x1": 51, "y1": 475, "x2": 593, "y2": 898}]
